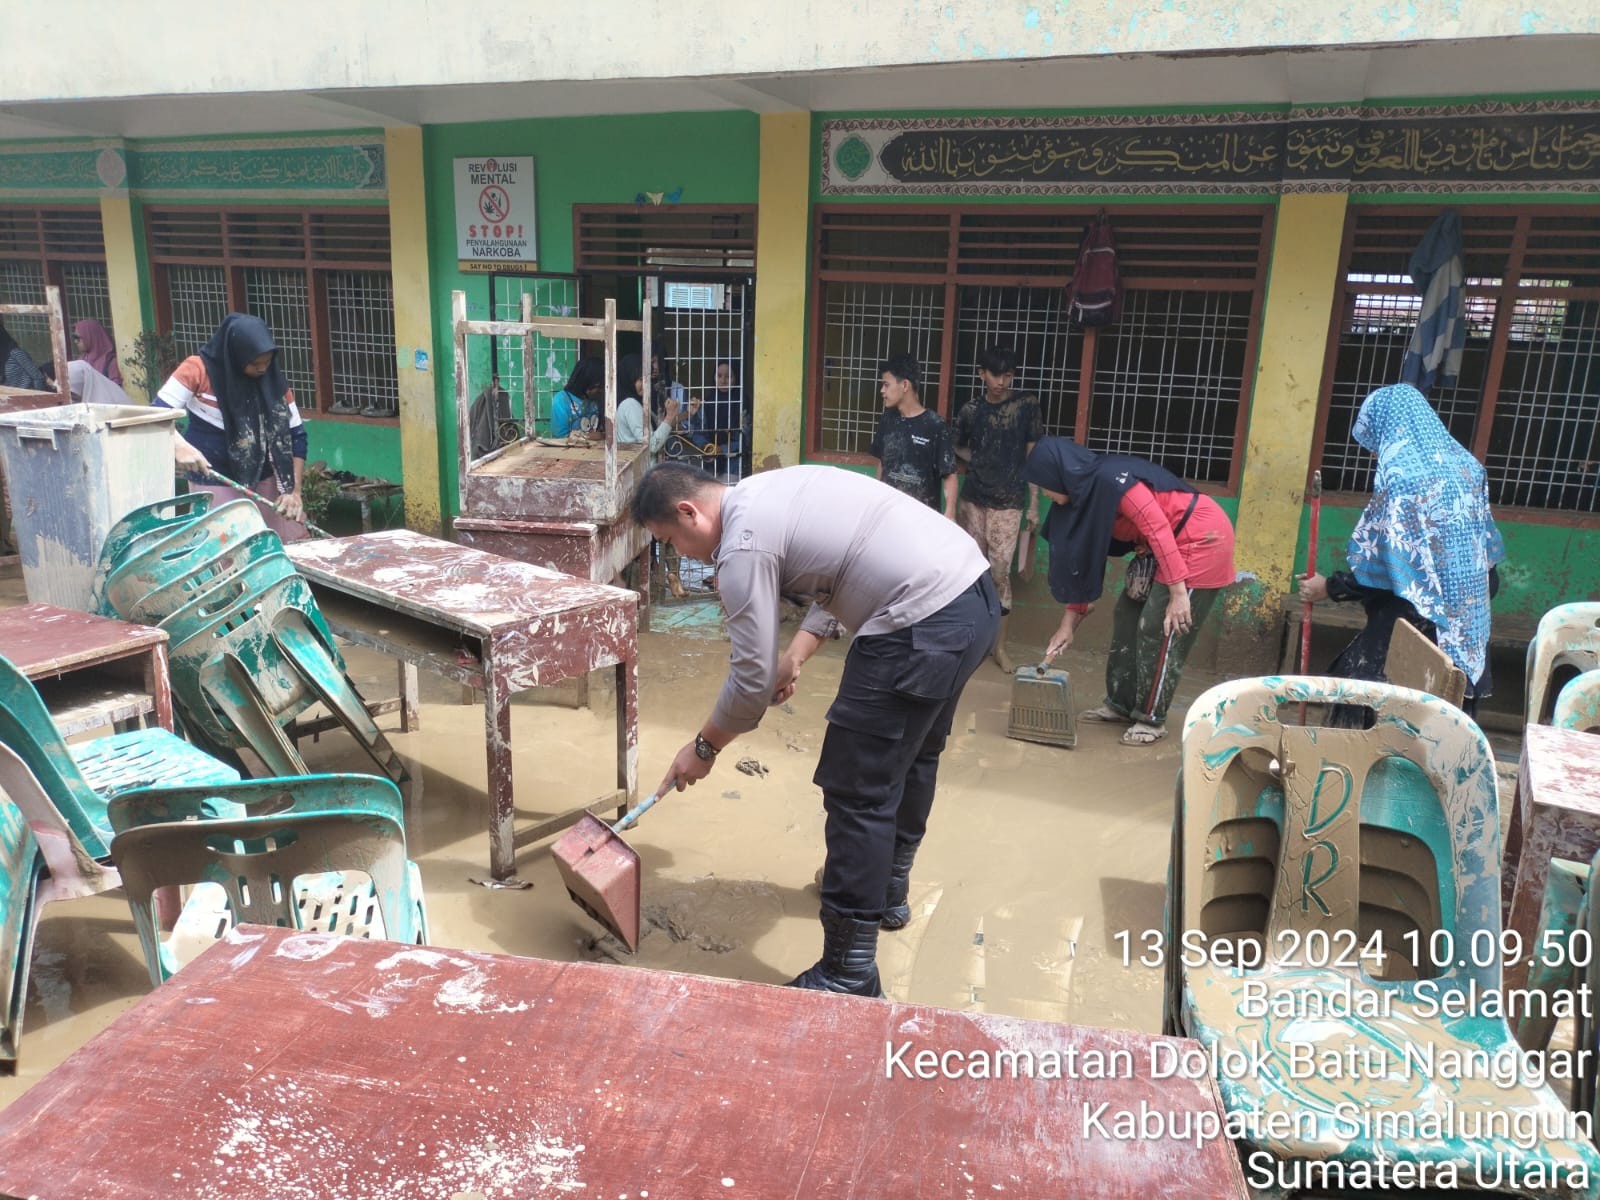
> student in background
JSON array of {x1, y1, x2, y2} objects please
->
[
  {"x1": 870, "y1": 353, "x2": 956, "y2": 520},
  {"x1": 154, "y1": 313, "x2": 308, "y2": 541},
  {"x1": 615, "y1": 353, "x2": 678, "y2": 454},
  {"x1": 0, "y1": 320, "x2": 46, "y2": 392},
  {"x1": 1029, "y1": 437, "x2": 1236, "y2": 747},
  {"x1": 550, "y1": 357, "x2": 605, "y2": 439},
  {"x1": 952, "y1": 345, "x2": 1042, "y2": 673},
  {"x1": 1299, "y1": 383, "x2": 1504, "y2": 718},
  {"x1": 73, "y1": 319, "x2": 122, "y2": 386}
]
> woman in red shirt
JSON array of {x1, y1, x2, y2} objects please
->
[{"x1": 1025, "y1": 437, "x2": 1236, "y2": 746}]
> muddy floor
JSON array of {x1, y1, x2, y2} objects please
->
[{"x1": 0, "y1": 590, "x2": 1225, "y2": 1110}]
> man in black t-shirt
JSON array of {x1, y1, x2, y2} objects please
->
[
  {"x1": 952, "y1": 345, "x2": 1042, "y2": 673},
  {"x1": 869, "y1": 353, "x2": 957, "y2": 520}
]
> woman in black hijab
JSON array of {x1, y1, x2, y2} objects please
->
[
  {"x1": 0, "y1": 319, "x2": 47, "y2": 391},
  {"x1": 153, "y1": 313, "x2": 308, "y2": 536},
  {"x1": 1024, "y1": 437, "x2": 1236, "y2": 746}
]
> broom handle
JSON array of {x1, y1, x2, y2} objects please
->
[
  {"x1": 611, "y1": 790, "x2": 663, "y2": 834},
  {"x1": 1299, "y1": 470, "x2": 1322, "y2": 674},
  {"x1": 200, "y1": 467, "x2": 336, "y2": 540}
]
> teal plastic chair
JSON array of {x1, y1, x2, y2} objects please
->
[
  {"x1": 151, "y1": 553, "x2": 335, "y2": 659},
  {"x1": 164, "y1": 577, "x2": 407, "y2": 783},
  {"x1": 108, "y1": 774, "x2": 428, "y2": 985},
  {"x1": 0, "y1": 654, "x2": 239, "y2": 860},
  {"x1": 0, "y1": 740, "x2": 128, "y2": 1069},
  {"x1": 89, "y1": 493, "x2": 214, "y2": 617},
  {"x1": 102, "y1": 500, "x2": 269, "y2": 622},
  {"x1": 1554, "y1": 669, "x2": 1600, "y2": 735},
  {"x1": 0, "y1": 795, "x2": 39, "y2": 1069},
  {"x1": 1168, "y1": 675, "x2": 1600, "y2": 1188},
  {"x1": 1527, "y1": 603, "x2": 1600, "y2": 725}
]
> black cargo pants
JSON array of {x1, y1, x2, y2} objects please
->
[{"x1": 814, "y1": 574, "x2": 1000, "y2": 922}]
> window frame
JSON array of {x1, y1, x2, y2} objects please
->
[
  {"x1": 804, "y1": 202, "x2": 1274, "y2": 494},
  {"x1": 143, "y1": 205, "x2": 397, "y2": 424},
  {"x1": 0, "y1": 203, "x2": 111, "y2": 339},
  {"x1": 1311, "y1": 203, "x2": 1600, "y2": 527}
]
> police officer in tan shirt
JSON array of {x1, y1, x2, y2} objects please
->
[{"x1": 633, "y1": 462, "x2": 998, "y2": 997}]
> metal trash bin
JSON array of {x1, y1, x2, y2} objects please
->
[{"x1": 0, "y1": 404, "x2": 179, "y2": 611}]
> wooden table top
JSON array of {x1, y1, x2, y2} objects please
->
[
  {"x1": 0, "y1": 927, "x2": 1245, "y2": 1199},
  {"x1": 286, "y1": 530, "x2": 636, "y2": 639},
  {"x1": 1522, "y1": 721, "x2": 1600, "y2": 816},
  {"x1": 0, "y1": 602, "x2": 166, "y2": 677}
]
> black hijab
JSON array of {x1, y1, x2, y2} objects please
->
[
  {"x1": 562, "y1": 357, "x2": 604, "y2": 397},
  {"x1": 1024, "y1": 436, "x2": 1193, "y2": 605},
  {"x1": 0, "y1": 318, "x2": 22, "y2": 363},
  {"x1": 198, "y1": 314, "x2": 295, "y2": 488},
  {"x1": 618, "y1": 354, "x2": 644, "y2": 401}
]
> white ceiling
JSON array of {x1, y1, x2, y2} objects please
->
[{"x1": 0, "y1": 36, "x2": 1595, "y2": 142}]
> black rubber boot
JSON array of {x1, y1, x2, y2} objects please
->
[
  {"x1": 786, "y1": 907, "x2": 885, "y2": 998},
  {"x1": 880, "y1": 842, "x2": 919, "y2": 930}
]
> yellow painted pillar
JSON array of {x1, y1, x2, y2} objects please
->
[
  {"x1": 752, "y1": 111, "x2": 811, "y2": 470},
  {"x1": 98, "y1": 195, "x2": 147, "y2": 399},
  {"x1": 1229, "y1": 191, "x2": 1349, "y2": 657},
  {"x1": 385, "y1": 126, "x2": 442, "y2": 535}
]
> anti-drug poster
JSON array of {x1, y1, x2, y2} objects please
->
[{"x1": 455, "y1": 155, "x2": 537, "y2": 272}]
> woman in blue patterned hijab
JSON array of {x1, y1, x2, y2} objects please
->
[{"x1": 1300, "y1": 383, "x2": 1504, "y2": 700}]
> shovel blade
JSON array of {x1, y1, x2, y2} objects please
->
[{"x1": 552, "y1": 813, "x2": 643, "y2": 950}]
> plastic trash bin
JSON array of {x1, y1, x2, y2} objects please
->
[{"x1": 0, "y1": 404, "x2": 179, "y2": 611}]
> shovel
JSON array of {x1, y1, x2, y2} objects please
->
[{"x1": 552, "y1": 790, "x2": 662, "y2": 951}]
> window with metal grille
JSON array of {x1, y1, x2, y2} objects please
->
[
  {"x1": 1316, "y1": 207, "x2": 1600, "y2": 515},
  {"x1": 818, "y1": 281, "x2": 944, "y2": 456},
  {"x1": 649, "y1": 276, "x2": 754, "y2": 480},
  {"x1": 144, "y1": 206, "x2": 397, "y2": 421},
  {"x1": 326, "y1": 271, "x2": 399, "y2": 418},
  {"x1": 486, "y1": 273, "x2": 581, "y2": 436},
  {"x1": 0, "y1": 204, "x2": 110, "y2": 363},
  {"x1": 167, "y1": 266, "x2": 230, "y2": 358},
  {"x1": 809, "y1": 206, "x2": 1271, "y2": 487}
]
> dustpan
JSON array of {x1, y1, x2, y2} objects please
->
[
  {"x1": 552, "y1": 791, "x2": 660, "y2": 950},
  {"x1": 1007, "y1": 662, "x2": 1076, "y2": 748}
]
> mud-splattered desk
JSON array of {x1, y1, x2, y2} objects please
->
[
  {"x1": 0, "y1": 603, "x2": 173, "y2": 735},
  {"x1": 0, "y1": 926, "x2": 1249, "y2": 1198},
  {"x1": 285, "y1": 530, "x2": 637, "y2": 879},
  {"x1": 1503, "y1": 722, "x2": 1600, "y2": 991}
]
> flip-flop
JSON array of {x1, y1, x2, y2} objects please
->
[
  {"x1": 1080, "y1": 705, "x2": 1132, "y2": 723},
  {"x1": 1121, "y1": 724, "x2": 1168, "y2": 746}
]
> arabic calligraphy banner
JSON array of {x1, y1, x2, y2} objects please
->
[
  {"x1": 0, "y1": 136, "x2": 387, "y2": 201},
  {"x1": 822, "y1": 102, "x2": 1600, "y2": 196},
  {"x1": 129, "y1": 138, "x2": 386, "y2": 199}
]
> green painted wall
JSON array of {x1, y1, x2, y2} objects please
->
[
  {"x1": 1293, "y1": 502, "x2": 1600, "y2": 629},
  {"x1": 421, "y1": 111, "x2": 761, "y2": 520}
]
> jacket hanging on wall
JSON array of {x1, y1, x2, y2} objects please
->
[
  {"x1": 1067, "y1": 211, "x2": 1122, "y2": 329},
  {"x1": 1401, "y1": 208, "x2": 1466, "y2": 391}
]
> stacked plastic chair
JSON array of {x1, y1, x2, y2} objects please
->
[
  {"x1": 0, "y1": 657, "x2": 240, "y2": 1065},
  {"x1": 90, "y1": 495, "x2": 407, "y2": 784}
]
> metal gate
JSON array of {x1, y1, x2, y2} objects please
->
[{"x1": 647, "y1": 276, "x2": 753, "y2": 602}]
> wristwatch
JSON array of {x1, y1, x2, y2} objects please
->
[{"x1": 694, "y1": 733, "x2": 720, "y2": 761}]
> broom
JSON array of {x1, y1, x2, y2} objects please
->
[
  {"x1": 1298, "y1": 470, "x2": 1322, "y2": 725},
  {"x1": 199, "y1": 467, "x2": 336, "y2": 540}
]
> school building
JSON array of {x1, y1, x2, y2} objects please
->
[{"x1": 1, "y1": 1, "x2": 1596, "y2": 665}]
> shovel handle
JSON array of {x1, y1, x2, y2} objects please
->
[{"x1": 611, "y1": 791, "x2": 663, "y2": 834}]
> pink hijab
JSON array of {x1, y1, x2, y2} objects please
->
[{"x1": 73, "y1": 320, "x2": 121, "y2": 385}]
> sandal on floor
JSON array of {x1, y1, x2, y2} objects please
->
[
  {"x1": 1121, "y1": 723, "x2": 1168, "y2": 746},
  {"x1": 1080, "y1": 705, "x2": 1132, "y2": 723}
]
